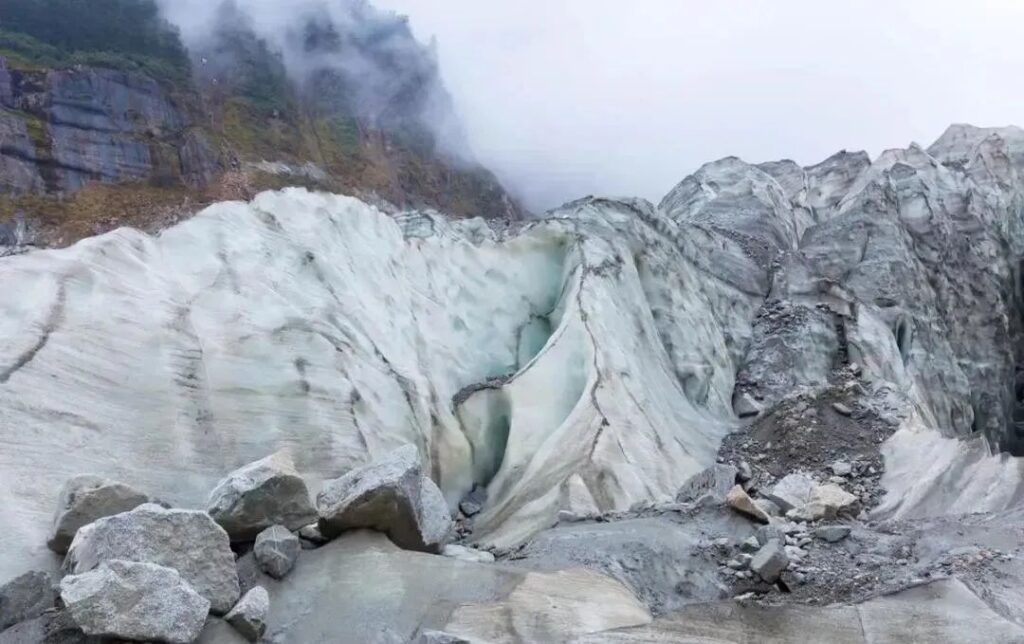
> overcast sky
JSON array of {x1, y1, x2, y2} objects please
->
[{"x1": 377, "y1": 0, "x2": 1024, "y2": 211}]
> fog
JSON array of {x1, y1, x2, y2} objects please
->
[
  {"x1": 379, "y1": 0, "x2": 1024, "y2": 211},
  {"x1": 159, "y1": 1, "x2": 1024, "y2": 212}
]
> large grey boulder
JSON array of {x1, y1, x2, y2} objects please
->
[
  {"x1": 47, "y1": 475, "x2": 149, "y2": 554},
  {"x1": 59, "y1": 560, "x2": 209, "y2": 644},
  {"x1": 317, "y1": 445, "x2": 452, "y2": 552},
  {"x1": 0, "y1": 571, "x2": 56, "y2": 632},
  {"x1": 64, "y1": 504, "x2": 240, "y2": 614},
  {"x1": 675, "y1": 465, "x2": 738, "y2": 505},
  {"x1": 765, "y1": 473, "x2": 815, "y2": 513},
  {"x1": 750, "y1": 540, "x2": 789, "y2": 583},
  {"x1": 207, "y1": 451, "x2": 316, "y2": 542},
  {"x1": 253, "y1": 525, "x2": 300, "y2": 580},
  {"x1": 224, "y1": 586, "x2": 268, "y2": 642}
]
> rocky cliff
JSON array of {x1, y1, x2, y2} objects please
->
[
  {"x1": 1, "y1": 123, "x2": 1024, "y2": 642},
  {"x1": 0, "y1": 0, "x2": 519, "y2": 248}
]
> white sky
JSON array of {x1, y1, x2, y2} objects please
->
[{"x1": 378, "y1": 0, "x2": 1024, "y2": 211}]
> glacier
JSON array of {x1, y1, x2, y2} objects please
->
[{"x1": 2, "y1": 124, "x2": 1024, "y2": 604}]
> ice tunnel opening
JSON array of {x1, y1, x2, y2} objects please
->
[{"x1": 456, "y1": 387, "x2": 513, "y2": 487}]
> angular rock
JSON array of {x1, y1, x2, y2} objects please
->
[
  {"x1": 765, "y1": 473, "x2": 815, "y2": 513},
  {"x1": 442, "y1": 544, "x2": 495, "y2": 564},
  {"x1": 829, "y1": 461, "x2": 853, "y2": 477},
  {"x1": 831, "y1": 402, "x2": 852, "y2": 416},
  {"x1": 298, "y1": 523, "x2": 327, "y2": 544},
  {"x1": 753, "y1": 499, "x2": 781, "y2": 518},
  {"x1": 799, "y1": 484, "x2": 859, "y2": 521},
  {"x1": 207, "y1": 451, "x2": 316, "y2": 541},
  {"x1": 813, "y1": 525, "x2": 852, "y2": 543},
  {"x1": 459, "y1": 486, "x2": 487, "y2": 517},
  {"x1": 750, "y1": 540, "x2": 789, "y2": 583},
  {"x1": 253, "y1": 525, "x2": 300, "y2": 580},
  {"x1": 59, "y1": 560, "x2": 209, "y2": 644},
  {"x1": 0, "y1": 571, "x2": 56, "y2": 632},
  {"x1": 724, "y1": 485, "x2": 770, "y2": 524},
  {"x1": 47, "y1": 475, "x2": 149, "y2": 554},
  {"x1": 739, "y1": 536, "x2": 761, "y2": 553},
  {"x1": 675, "y1": 465, "x2": 739, "y2": 505},
  {"x1": 64, "y1": 503, "x2": 239, "y2": 614},
  {"x1": 316, "y1": 445, "x2": 452, "y2": 552},
  {"x1": 224, "y1": 586, "x2": 268, "y2": 642},
  {"x1": 756, "y1": 525, "x2": 786, "y2": 546}
]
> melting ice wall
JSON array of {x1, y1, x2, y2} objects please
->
[
  {"x1": 0, "y1": 189, "x2": 747, "y2": 577},
  {"x1": 3, "y1": 125, "x2": 1024, "y2": 580}
]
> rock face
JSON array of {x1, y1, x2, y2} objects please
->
[
  {"x1": 59, "y1": 560, "x2": 209, "y2": 644},
  {"x1": 224, "y1": 587, "x2": 269, "y2": 643},
  {"x1": 207, "y1": 451, "x2": 316, "y2": 541},
  {"x1": 253, "y1": 526, "x2": 300, "y2": 580},
  {"x1": 317, "y1": 445, "x2": 452, "y2": 552},
  {"x1": 64, "y1": 504, "x2": 239, "y2": 614},
  {"x1": 0, "y1": 571, "x2": 55, "y2": 632},
  {"x1": 47, "y1": 475, "x2": 150, "y2": 554}
]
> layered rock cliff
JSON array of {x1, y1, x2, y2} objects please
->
[{"x1": 0, "y1": 0, "x2": 519, "y2": 248}]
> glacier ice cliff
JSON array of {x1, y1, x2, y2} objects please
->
[{"x1": 2, "y1": 124, "x2": 1024, "y2": 592}]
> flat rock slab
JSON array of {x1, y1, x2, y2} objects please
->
[
  {"x1": 570, "y1": 579, "x2": 1024, "y2": 643},
  {"x1": 64, "y1": 503, "x2": 239, "y2": 614},
  {"x1": 197, "y1": 530, "x2": 652, "y2": 644}
]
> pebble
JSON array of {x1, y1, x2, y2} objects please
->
[{"x1": 832, "y1": 402, "x2": 853, "y2": 416}]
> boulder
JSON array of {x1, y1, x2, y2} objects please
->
[
  {"x1": 0, "y1": 609, "x2": 91, "y2": 644},
  {"x1": 829, "y1": 461, "x2": 853, "y2": 477},
  {"x1": 207, "y1": 451, "x2": 316, "y2": 541},
  {"x1": 0, "y1": 571, "x2": 56, "y2": 632},
  {"x1": 64, "y1": 503, "x2": 240, "y2": 614},
  {"x1": 795, "y1": 484, "x2": 859, "y2": 521},
  {"x1": 750, "y1": 540, "x2": 789, "y2": 583},
  {"x1": 756, "y1": 525, "x2": 786, "y2": 546},
  {"x1": 765, "y1": 473, "x2": 815, "y2": 513},
  {"x1": 813, "y1": 525, "x2": 852, "y2": 543},
  {"x1": 675, "y1": 465, "x2": 739, "y2": 505},
  {"x1": 739, "y1": 536, "x2": 761, "y2": 553},
  {"x1": 459, "y1": 486, "x2": 487, "y2": 518},
  {"x1": 317, "y1": 445, "x2": 452, "y2": 552},
  {"x1": 253, "y1": 525, "x2": 300, "y2": 580},
  {"x1": 724, "y1": 485, "x2": 770, "y2": 524},
  {"x1": 59, "y1": 560, "x2": 209, "y2": 644},
  {"x1": 224, "y1": 586, "x2": 269, "y2": 642},
  {"x1": 47, "y1": 475, "x2": 149, "y2": 554}
]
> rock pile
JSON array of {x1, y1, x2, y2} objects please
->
[{"x1": 0, "y1": 444, "x2": 455, "y2": 643}]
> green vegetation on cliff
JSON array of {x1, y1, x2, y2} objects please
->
[{"x1": 0, "y1": 0, "x2": 189, "y2": 81}]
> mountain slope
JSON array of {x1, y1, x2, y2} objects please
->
[{"x1": 0, "y1": 0, "x2": 520, "y2": 248}]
